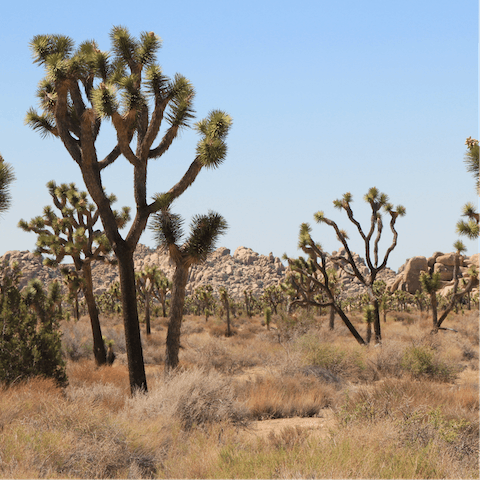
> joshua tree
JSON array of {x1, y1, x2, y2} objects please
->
[
  {"x1": 136, "y1": 265, "x2": 163, "y2": 335},
  {"x1": 314, "y1": 187, "x2": 405, "y2": 343},
  {"x1": 284, "y1": 225, "x2": 366, "y2": 345},
  {"x1": 26, "y1": 27, "x2": 232, "y2": 393},
  {"x1": 0, "y1": 155, "x2": 15, "y2": 218},
  {"x1": 194, "y1": 285, "x2": 216, "y2": 321},
  {"x1": 457, "y1": 138, "x2": 479, "y2": 239},
  {"x1": 219, "y1": 287, "x2": 232, "y2": 336},
  {"x1": 152, "y1": 271, "x2": 171, "y2": 318},
  {"x1": 261, "y1": 284, "x2": 285, "y2": 315},
  {"x1": 150, "y1": 210, "x2": 227, "y2": 371},
  {"x1": 433, "y1": 240, "x2": 478, "y2": 332},
  {"x1": 19, "y1": 182, "x2": 128, "y2": 366},
  {"x1": 419, "y1": 271, "x2": 442, "y2": 328}
]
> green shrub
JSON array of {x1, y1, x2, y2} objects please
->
[
  {"x1": 401, "y1": 345, "x2": 456, "y2": 382},
  {"x1": 0, "y1": 267, "x2": 67, "y2": 387}
]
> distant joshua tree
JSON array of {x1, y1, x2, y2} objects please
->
[
  {"x1": 151, "y1": 210, "x2": 227, "y2": 371},
  {"x1": 19, "y1": 182, "x2": 129, "y2": 365},
  {"x1": 285, "y1": 187, "x2": 405, "y2": 344}
]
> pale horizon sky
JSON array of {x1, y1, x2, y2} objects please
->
[{"x1": 0, "y1": 0, "x2": 478, "y2": 272}]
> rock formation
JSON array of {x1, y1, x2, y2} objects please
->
[{"x1": 388, "y1": 251, "x2": 479, "y2": 296}]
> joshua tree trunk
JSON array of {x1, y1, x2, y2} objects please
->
[
  {"x1": 116, "y1": 247, "x2": 147, "y2": 392},
  {"x1": 144, "y1": 289, "x2": 151, "y2": 336},
  {"x1": 328, "y1": 305, "x2": 335, "y2": 330},
  {"x1": 165, "y1": 261, "x2": 189, "y2": 371},
  {"x1": 226, "y1": 301, "x2": 231, "y2": 337},
  {"x1": 430, "y1": 292, "x2": 438, "y2": 330},
  {"x1": 83, "y1": 261, "x2": 107, "y2": 366}
]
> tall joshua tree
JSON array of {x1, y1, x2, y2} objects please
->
[
  {"x1": 0, "y1": 155, "x2": 15, "y2": 218},
  {"x1": 151, "y1": 210, "x2": 227, "y2": 371},
  {"x1": 26, "y1": 27, "x2": 232, "y2": 393},
  {"x1": 19, "y1": 181, "x2": 129, "y2": 365}
]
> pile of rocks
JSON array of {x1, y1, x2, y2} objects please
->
[
  {"x1": 0, "y1": 245, "x2": 287, "y2": 300},
  {"x1": 3, "y1": 244, "x2": 475, "y2": 302},
  {"x1": 388, "y1": 252, "x2": 479, "y2": 296}
]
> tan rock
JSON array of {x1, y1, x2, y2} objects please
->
[{"x1": 402, "y1": 256, "x2": 428, "y2": 294}]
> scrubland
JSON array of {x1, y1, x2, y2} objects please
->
[{"x1": 0, "y1": 309, "x2": 478, "y2": 478}]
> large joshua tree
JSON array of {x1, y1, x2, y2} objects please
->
[
  {"x1": 26, "y1": 27, "x2": 232, "y2": 393},
  {"x1": 150, "y1": 210, "x2": 227, "y2": 371},
  {"x1": 19, "y1": 181, "x2": 129, "y2": 365}
]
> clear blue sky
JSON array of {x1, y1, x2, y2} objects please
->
[{"x1": 0, "y1": 0, "x2": 478, "y2": 271}]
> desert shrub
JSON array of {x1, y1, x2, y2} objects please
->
[
  {"x1": 296, "y1": 334, "x2": 373, "y2": 382},
  {"x1": 401, "y1": 345, "x2": 457, "y2": 382},
  {"x1": 236, "y1": 374, "x2": 336, "y2": 419},
  {"x1": 0, "y1": 276, "x2": 67, "y2": 387},
  {"x1": 124, "y1": 367, "x2": 249, "y2": 430}
]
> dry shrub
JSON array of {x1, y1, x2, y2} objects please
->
[
  {"x1": 389, "y1": 311, "x2": 418, "y2": 324},
  {"x1": 336, "y1": 377, "x2": 479, "y2": 426},
  {"x1": 0, "y1": 378, "x2": 157, "y2": 478},
  {"x1": 66, "y1": 382, "x2": 127, "y2": 412},
  {"x1": 207, "y1": 322, "x2": 238, "y2": 337},
  {"x1": 236, "y1": 374, "x2": 337, "y2": 420},
  {"x1": 124, "y1": 367, "x2": 249, "y2": 430},
  {"x1": 295, "y1": 334, "x2": 375, "y2": 383},
  {"x1": 67, "y1": 360, "x2": 130, "y2": 389},
  {"x1": 182, "y1": 336, "x2": 263, "y2": 373},
  {"x1": 267, "y1": 425, "x2": 309, "y2": 449}
]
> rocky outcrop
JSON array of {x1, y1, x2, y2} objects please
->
[
  {"x1": 0, "y1": 245, "x2": 287, "y2": 300},
  {"x1": 388, "y1": 251, "x2": 479, "y2": 295},
  {"x1": 0, "y1": 244, "x2": 403, "y2": 301}
]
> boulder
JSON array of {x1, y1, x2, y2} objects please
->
[{"x1": 401, "y1": 256, "x2": 428, "y2": 294}]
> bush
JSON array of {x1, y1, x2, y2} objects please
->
[
  {"x1": 401, "y1": 345, "x2": 457, "y2": 382},
  {"x1": 0, "y1": 268, "x2": 67, "y2": 387}
]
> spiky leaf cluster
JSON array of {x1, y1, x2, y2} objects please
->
[
  {"x1": 150, "y1": 210, "x2": 227, "y2": 266},
  {"x1": 0, "y1": 155, "x2": 15, "y2": 216}
]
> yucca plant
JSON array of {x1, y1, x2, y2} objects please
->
[
  {"x1": 150, "y1": 210, "x2": 227, "y2": 370},
  {"x1": 26, "y1": 27, "x2": 232, "y2": 393}
]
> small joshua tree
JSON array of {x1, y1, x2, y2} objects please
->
[
  {"x1": 136, "y1": 265, "x2": 165, "y2": 335},
  {"x1": 219, "y1": 287, "x2": 232, "y2": 336},
  {"x1": 314, "y1": 187, "x2": 405, "y2": 343},
  {"x1": 152, "y1": 271, "x2": 171, "y2": 317},
  {"x1": 433, "y1": 240, "x2": 478, "y2": 333},
  {"x1": 151, "y1": 210, "x2": 228, "y2": 371},
  {"x1": 19, "y1": 181, "x2": 129, "y2": 365},
  {"x1": 419, "y1": 271, "x2": 442, "y2": 329},
  {"x1": 261, "y1": 284, "x2": 285, "y2": 315}
]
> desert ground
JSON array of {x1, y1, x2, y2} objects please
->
[{"x1": 0, "y1": 306, "x2": 478, "y2": 479}]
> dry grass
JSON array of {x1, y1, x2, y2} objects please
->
[{"x1": 0, "y1": 308, "x2": 477, "y2": 478}]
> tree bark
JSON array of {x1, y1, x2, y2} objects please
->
[
  {"x1": 144, "y1": 289, "x2": 151, "y2": 336},
  {"x1": 116, "y1": 246, "x2": 147, "y2": 393},
  {"x1": 328, "y1": 305, "x2": 335, "y2": 330},
  {"x1": 165, "y1": 261, "x2": 189, "y2": 371},
  {"x1": 82, "y1": 261, "x2": 106, "y2": 366}
]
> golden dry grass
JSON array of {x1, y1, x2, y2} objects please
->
[{"x1": 0, "y1": 307, "x2": 477, "y2": 478}]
